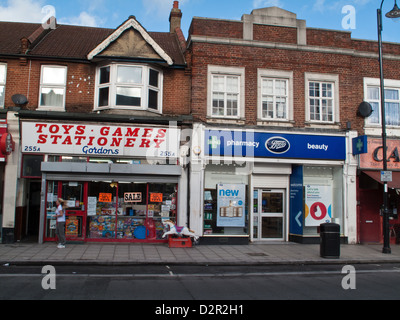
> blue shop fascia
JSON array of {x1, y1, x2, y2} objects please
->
[{"x1": 192, "y1": 126, "x2": 357, "y2": 245}]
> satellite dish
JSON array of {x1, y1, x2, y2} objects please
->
[
  {"x1": 11, "y1": 94, "x2": 28, "y2": 106},
  {"x1": 358, "y1": 101, "x2": 373, "y2": 118}
]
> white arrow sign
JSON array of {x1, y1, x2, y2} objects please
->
[{"x1": 295, "y1": 211, "x2": 302, "y2": 228}]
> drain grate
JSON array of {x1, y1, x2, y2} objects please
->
[{"x1": 247, "y1": 252, "x2": 268, "y2": 257}]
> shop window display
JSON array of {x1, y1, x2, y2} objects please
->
[
  {"x1": 45, "y1": 181, "x2": 59, "y2": 239},
  {"x1": 86, "y1": 181, "x2": 177, "y2": 241},
  {"x1": 203, "y1": 164, "x2": 249, "y2": 236}
]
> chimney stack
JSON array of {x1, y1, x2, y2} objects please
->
[{"x1": 169, "y1": 1, "x2": 182, "y2": 33}]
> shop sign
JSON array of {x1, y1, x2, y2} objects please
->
[
  {"x1": 290, "y1": 165, "x2": 303, "y2": 235},
  {"x1": 124, "y1": 192, "x2": 142, "y2": 203},
  {"x1": 217, "y1": 184, "x2": 246, "y2": 227},
  {"x1": 305, "y1": 185, "x2": 332, "y2": 227},
  {"x1": 21, "y1": 122, "x2": 180, "y2": 158},
  {"x1": 352, "y1": 135, "x2": 368, "y2": 155},
  {"x1": 99, "y1": 193, "x2": 112, "y2": 203},
  {"x1": 150, "y1": 193, "x2": 163, "y2": 203},
  {"x1": 0, "y1": 120, "x2": 14, "y2": 161},
  {"x1": 360, "y1": 138, "x2": 400, "y2": 170},
  {"x1": 205, "y1": 130, "x2": 346, "y2": 160}
]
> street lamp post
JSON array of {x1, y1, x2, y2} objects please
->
[{"x1": 377, "y1": 0, "x2": 400, "y2": 254}]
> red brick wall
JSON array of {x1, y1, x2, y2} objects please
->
[
  {"x1": 254, "y1": 25, "x2": 297, "y2": 44},
  {"x1": 2, "y1": 58, "x2": 191, "y2": 116},
  {"x1": 188, "y1": 19, "x2": 400, "y2": 135},
  {"x1": 189, "y1": 18, "x2": 243, "y2": 39}
]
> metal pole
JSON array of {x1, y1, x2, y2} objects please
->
[{"x1": 377, "y1": 2, "x2": 391, "y2": 254}]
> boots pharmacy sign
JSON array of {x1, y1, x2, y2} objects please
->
[
  {"x1": 205, "y1": 130, "x2": 346, "y2": 160},
  {"x1": 21, "y1": 122, "x2": 180, "y2": 158}
]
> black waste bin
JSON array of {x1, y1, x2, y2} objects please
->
[{"x1": 320, "y1": 223, "x2": 340, "y2": 259}]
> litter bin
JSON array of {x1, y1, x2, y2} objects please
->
[{"x1": 320, "y1": 223, "x2": 340, "y2": 259}]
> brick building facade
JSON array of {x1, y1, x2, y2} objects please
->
[
  {"x1": 186, "y1": 7, "x2": 400, "y2": 244},
  {"x1": 0, "y1": 2, "x2": 191, "y2": 244},
  {"x1": 1, "y1": 3, "x2": 399, "y2": 245}
]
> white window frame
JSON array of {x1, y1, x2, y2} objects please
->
[
  {"x1": 0, "y1": 63, "x2": 6, "y2": 109},
  {"x1": 364, "y1": 77, "x2": 400, "y2": 131},
  {"x1": 305, "y1": 73, "x2": 339, "y2": 125},
  {"x1": 94, "y1": 63, "x2": 163, "y2": 113},
  {"x1": 38, "y1": 65, "x2": 67, "y2": 111},
  {"x1": 258, "y1": 69, "x2": 293, "y2": 122},
  {"x1": 207, "y1": 65, "x2": 245, "y2": 120}
]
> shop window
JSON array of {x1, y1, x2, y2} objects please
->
[
  {"x1": 303, "y1": 166, "x2": 344, "y2": 236},
  {"x1": 87, "y1": 181, "x2": 117, "y2": 239},
  {"x1": 38, "y1": 65, "x2": 67, "y2": 111},
  {"x1": 95, "y1": 63, "x2": 162, "y2": 113},
  {"x1": 0, "y1": 63, "x2": 6, "y2": 108},
  {"x1": 45, "y1": 181, "x2": 59, "y2": 240},
  {"x1": 203, "y1": 164, "x2": 249, "y2": 236},
  {"x1": 86, "y1": 181, "x2": 177, "y2": 241},
  {"x1": 22, "y1": 155, "x2": 43, "y2": 178}
]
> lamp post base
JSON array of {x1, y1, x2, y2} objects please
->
[{"x1": 383, "y1": 247, "x2": 392, "y2": 254}]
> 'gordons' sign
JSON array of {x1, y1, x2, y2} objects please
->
[{"x1": 21, "y1": 122, "x2": 180, "y2": 158}]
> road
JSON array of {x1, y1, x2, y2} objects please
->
[{"x1": 1, "y1": 263, "x2": 400, "y2": 302}]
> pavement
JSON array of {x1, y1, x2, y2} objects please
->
[{"x1": 1, "y1": 241, "x2": 400, "y2": 266}]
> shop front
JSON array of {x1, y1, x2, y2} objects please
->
[
  {"x1": 43, "y1": 180, "x2": 178, "y2": 243},
  {"x1": 20, "y1": 120, "x2": 184, "y2": 244},
  {"x1": 190, "y1": 125, "x2": 355, "y2": 245},
  {"x1": 358, "y1": 137, "x2": 400, "y2": 244}
]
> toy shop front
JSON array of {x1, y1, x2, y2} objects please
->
[{"x1": 21, "y1": 120, "x2": 183, "y2": 244}]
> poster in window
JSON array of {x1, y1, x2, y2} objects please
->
[
  {"x1": 66, "y1": 216, "x2": 79, "y2": 236},
  {"x1": 305, "y1": 185, "x2": 332, "y2": 226},
  {"x1": 217, "y1": 184, "x2": 246, "y2": 227}
]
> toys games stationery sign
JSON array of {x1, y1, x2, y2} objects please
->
[
  {"x1": 305, "y1": 185, "x2": 332, "y2": 227},
  {"x1": 217, "y1": 184, "x2": 246, "y2": 227},
  {"x1": 21, "y1": 122, "x2": 180, "y2": 159}
]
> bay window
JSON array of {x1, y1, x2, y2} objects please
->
[{"x1": 96, "y1": 63, "x2": 162, "y2": 112}]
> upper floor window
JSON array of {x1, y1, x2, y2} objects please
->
[
  {"x1": 0, "y1": 63, "x2": 7, "y2": 108},
  {"x1": 96, "y1": 63, "x2": 162, "y2": 113},
  {"x1": 261, "y1": 79, "x2": 288, "y2": 120},
  {"x1": 309, "y1": 82, "x2": 334, "y2": 122},
  {"x1": 207, "y1": 65, "x2": 245, "y2": 120},
  {"x1": 365, "y1": 78, "x2": 400, "y2": 127},
  {"x1": 257, "y1": 69, "x2": 293, "y2": 124},
  {"x1": 39, "y1": 65, "x2": 67, "y2": 111},
  {"x1": 305, "y1": 73, "x2": 339, "y2": 125}
]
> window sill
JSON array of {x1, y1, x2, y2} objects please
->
[
  {"x1": 206, "y1": 117, "x2": 245, "y2": 125},
  {"x1": 257, "y1": 119, "x2": 294, "y2": 127},
  {"x1": 36, "y1": 107, "x2": 66, "y2": 112},
  {"x1": 304, "y1": 121, "x2": 341, "y2": 130}
]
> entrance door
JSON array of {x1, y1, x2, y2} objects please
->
[
  {"x1": 253, "y1": 189, "x2": 285, "y2": 241},
  {"x1": 62, "y1": 182, "x2": 87, "y2": 242}
]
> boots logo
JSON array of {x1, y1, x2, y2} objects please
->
[{"x1": 266, "y1": 137, "x2": 290, "y2": 154}]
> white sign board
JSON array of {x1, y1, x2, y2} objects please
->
[
  {"x1": 305, "y1": 185, "x2": 332, "y2": 227},
  {"x1": 21, "y1": 122, "x2": 180, "y2": 158}
]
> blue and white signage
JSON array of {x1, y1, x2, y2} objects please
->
[
  {"x1": 217, "y1": 184, "x2": 246, "y2": 227},
  {"x1": 205, "y1": 130, "x2": 346, "y2": 160}
]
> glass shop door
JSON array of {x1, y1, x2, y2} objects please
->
[
  {"x1": 253, "y1": 189, "x2": 285, "y2": 241},
  {"x1": 62, "y1": 182, "x2": 87, "y2": 242}
]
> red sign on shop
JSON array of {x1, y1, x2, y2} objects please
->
[
  {"x1": 21, "y1": 122, "x2": 180, "y2": 158},
  {"x1": 0, "y1": 120, "x2": 14, "y2": 161}
]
